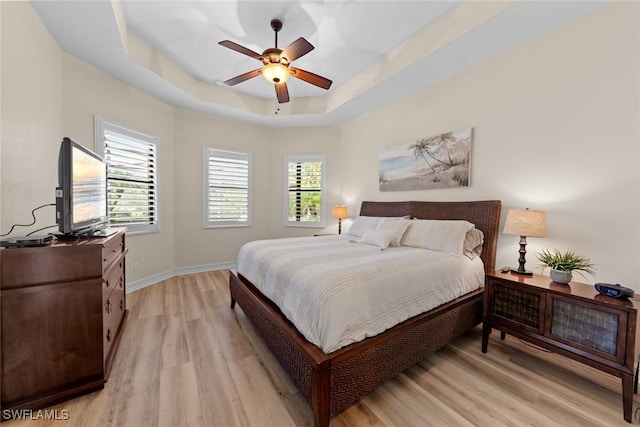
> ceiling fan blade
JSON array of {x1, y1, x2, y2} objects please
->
[
  {"x1": 218, "y1": 40, "x2": 263, "y2": 61},
  {"x1": 281, "y1": 37, "x2": 314, "y2": 62},
  {"x1": 289, "y1": 67, "x2": 333, "y2": 90},
  {"x1": 224, "y1": 69, "x2": 262, "y2": 86},
  {"x1": 275, "y1": 83, "x2": 290, "y2": 103}
]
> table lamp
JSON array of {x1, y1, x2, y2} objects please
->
[
  {"x1": 332, "y1": 205, "x2": 348, "y2": 234},
  {"x1": 503, "y1": 208, "x2": 547, "y2": 275}
]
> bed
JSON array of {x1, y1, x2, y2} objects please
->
[{"x1": 229, "y1": 200, "x2": 501, "y2": 426}]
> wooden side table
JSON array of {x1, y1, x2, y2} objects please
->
[{"x1": 482, "y1": 271, "x2": 638, "y2": 422}]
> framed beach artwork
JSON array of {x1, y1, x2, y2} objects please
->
[{"x1": 379, "y1": 127, "x2": 472, "y2": 191}]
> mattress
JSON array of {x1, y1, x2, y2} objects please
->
[{"x1": 237, "y1": 235, "x2": 484, "y2": 353}]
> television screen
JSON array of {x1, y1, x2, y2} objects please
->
[
  {"x1": 56, "y1": 137, "x2": 108, "y2": 235},
  {"x1": 71, "y1": 146, "x2": 107, "y2": 224}
]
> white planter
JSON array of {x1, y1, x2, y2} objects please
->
[{"x1": 550, "y1": 269, "x2": 572, "y2": 284}]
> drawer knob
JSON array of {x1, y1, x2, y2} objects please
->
[
  {"x1": 120, "y1": 299, "x2": 124, "y2": 310},
  {"x1": 106, "y1": 328, "x2": 112, "y2": 342},
  {"x1": 106, "y1": 300, "x2": 111, "y2": 314}
]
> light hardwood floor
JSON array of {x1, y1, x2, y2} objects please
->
[{"x1": 6, "y1": 270, "x2": 640, "y2": 426}]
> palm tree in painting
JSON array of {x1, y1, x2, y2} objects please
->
[
  {"x1": 409, "y1": 139, "x2": 437, "y2": 173},
  {"x1": 409, "y1": 134, "x2": 459, "y2": 175},
  {"x1": 428, "y1": 132, "x2": 457, "y2": 165}
]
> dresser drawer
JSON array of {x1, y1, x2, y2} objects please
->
[
  {"x1": 2, "y1": 245, "x2": 102, "y2": 288},
  {"x1": 103, "y1": 258, "x2": 124, "y2": 303},
  {"x1": 102, "y1": 233, "x2": 124, "y2": 270},
  {"x1": 103, "y1": 285, "x2": 125, "y2": 365}
]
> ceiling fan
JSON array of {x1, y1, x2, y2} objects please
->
[{"x1": 218, "y1": 19, "x2": 332, "y2": 104}]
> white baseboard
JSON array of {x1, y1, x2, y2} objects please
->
[
  {"x1": 126, "y1": 261, "x2": 237, "y2": 293},
  {"x1": 174, "y1": 261, "x2": 236, "y2": 276}
]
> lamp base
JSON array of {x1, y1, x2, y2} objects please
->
[{"x1": 512, "y1": 236, "x2": 533, "y2": 276}]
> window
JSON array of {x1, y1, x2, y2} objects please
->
[
  {"x1": 94, "y1": 117, "x2": 159, "y2": 234},
  {"x1": 204, "y1": 148, "x2": 251, "y2": 228},
  {"x1": 285, "y1": 155, "x2": 326, "y2": 228}
]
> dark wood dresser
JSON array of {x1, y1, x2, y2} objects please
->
[
  {"x1": 1, "y1": 229, "x2": 128, "y2": 417},
  {"x1": 482, "y1": 271, "x2": 637, "y2": 422}
]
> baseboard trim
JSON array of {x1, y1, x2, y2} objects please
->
[
  {"x1": 126, "y1": 261, "x2": 237, "y2": 293},
  {"x1": 174, "y1": 261, "x2": 237, "y2": 276}
]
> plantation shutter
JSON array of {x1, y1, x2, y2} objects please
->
[
  {"x1": 94, "y1": 116, "x2": 160, "y2": 234},
  {"x1": 103, "y1": 129, "x2": 158, "y2": 229},
  {"x1": 285, "y1": 155, "x2": 326, "y2": 227},
  {"x1": 204, "y1": 148, "x2": 251, "y2": 227}
]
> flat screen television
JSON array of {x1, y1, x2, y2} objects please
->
[{"x1": 56, "y1": 137, "x2": 109, "y2": 236}]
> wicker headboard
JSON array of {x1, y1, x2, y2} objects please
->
[{"x1": 359, "y1": 200, "x2": 502, "y2": 273}]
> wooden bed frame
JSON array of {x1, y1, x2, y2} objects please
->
[{"x1": 229, "y1": 200, "x2": 502, "y2": 426}]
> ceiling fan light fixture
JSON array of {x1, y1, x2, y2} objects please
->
[{"x1": 262, "y1": 62, "x2": 290, "y2": 84}]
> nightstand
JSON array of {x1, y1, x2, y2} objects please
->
[{"x1": 482, "y1": 271, "x2": 638, "y2": 423}]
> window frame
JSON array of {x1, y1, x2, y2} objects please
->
[
  {"x1": 203, "y1": 147, "x2": 252, "y2": 229},
  {"x1": 284, "y1": 154, "x2": 326, "y2": 228},
  {"x1": 94, "y1": 116, "x2": 160, "y2": 235}
]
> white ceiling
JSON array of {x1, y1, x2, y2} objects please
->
[{"x1": 30, "y1": 1, "x2": 608, "y2": 128}]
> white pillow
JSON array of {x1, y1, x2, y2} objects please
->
[
  {"x1": 400, "y1": 219, "x2": 475, "y2": 255},
  {"x1": 346, "y1": 216, "x2": 382, "y2": 237},
  {"x1": 377, "y1": 217, "x2": 411, "y2": 247},
  {"x1": 463, "y1": 228, "x2": 484, "y2": 260},
  {"x1": 358, "y1": 228, "x2": 395, "y2": 250}
]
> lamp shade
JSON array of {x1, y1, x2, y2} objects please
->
[
  {"x1": 332, "y1": 205, "x2": 348, "y2": 220},
  {"x1": 503, "y1": 209, "x2": 548, "y2": 238},
  {"x1": 262, "y1": 63, "x2": 290, "y2": 84}
]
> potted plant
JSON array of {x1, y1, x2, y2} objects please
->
[{"x1": 536, "y1": 248, "x2": 595, "y2": 284}]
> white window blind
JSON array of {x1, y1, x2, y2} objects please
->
[
  {"x1": 285, "y1": 155, "x2": 326, "y2": 228},
  {"x1": 204, "y1": 148, "x2": 251, "y2": 228},
  {"x1": 94, "y1": 117, "x2": 159, "y2": 234}
]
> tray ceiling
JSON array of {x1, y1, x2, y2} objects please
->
[{"x1": 30, "y1": 1, "x2": 608, "y2": 127}]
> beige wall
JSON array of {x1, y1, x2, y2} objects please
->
[
  {"x1": 173, "y1": 110, "x2": 268, "y2": 268},
  {"x1": 1, "y1": 2, "x2": 63, "y2": 239},
  {"x1": 61, "y1": 54, "x2": 176, "y2": 283},
  {"x1": 1, "y1": 2, "x2": 176, "y2": 283},
  {"x1": 341, "y1": 1, "x2": 639, "y2": 286},
  {"x1": 173, "y1": 111, "x2": 341, "y2": 268},
  {"x1": 2, "y1": 2, "x2": 638, "y2": 289}
]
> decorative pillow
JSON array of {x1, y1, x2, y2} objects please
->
[
  {"x1": 400, "y1": 219, "x2": 475, "y2": 255},
  {"x1": 376, "y1": 217, "x2": 411, "y2": 247},
  {"x1": 346, "y1": 216, "x2": 382, "y2": 237},
  {"x1": 463, "y1": 228, "x2": 484, "y2": 260},
  {"x1": 357, "y1": 228, "x2": 395, "y2": 250}
]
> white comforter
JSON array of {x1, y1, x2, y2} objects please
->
[{"x1": 237, "y1": 235, "x2": 484, "y2": 353}]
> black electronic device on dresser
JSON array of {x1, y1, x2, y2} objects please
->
[
  {"x1": 0, "y1": 235, "x2": 54, "y2": 248},
  {"x1": 596, "y1": 283, "x2": 635, "y2": 299},
  {"x1": 482, "y1": 271, "x2": 639, "y2": 423}
]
